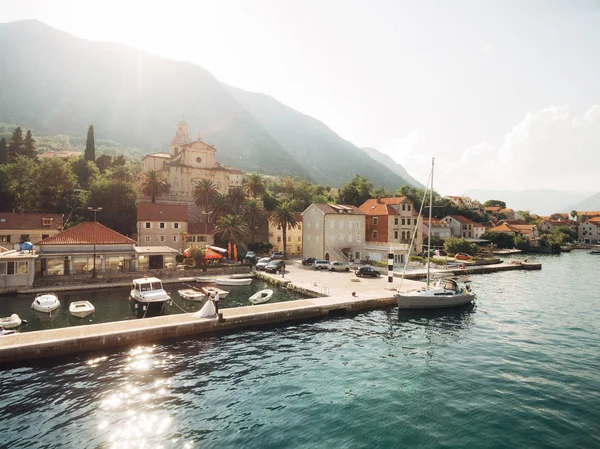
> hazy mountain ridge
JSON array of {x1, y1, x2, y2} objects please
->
[
  {"x1": 360, "y1": 147, "x2": 424, "y2": 188},
  {"x1": 566, "y1": 192, "x2": 600, "y2": 212},
  {"x1": 0, "y1": 20, "x2": 420, "y2": 189},
  {"x1": 464, "y1": 189, "x2": 594, "y2": 216}
]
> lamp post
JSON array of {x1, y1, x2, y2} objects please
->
[
  {"x1": 202, "y1": 210, "x2": 210, "y2": 246},
  {"x1": 87, "y1": 207, "x2": 102, "y2": 278}
]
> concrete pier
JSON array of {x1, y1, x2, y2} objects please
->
[{"x1": 0, "y1": 260, "x2": 540, "y2": 365}]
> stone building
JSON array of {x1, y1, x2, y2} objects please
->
[
  {"x1": 137, "y1": 203, "x2": 189, "y2": 251},
  {"x1": 0, "y1": 212, "x2": 64, "y2": 246}
]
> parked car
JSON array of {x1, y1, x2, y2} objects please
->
[
  {"x1": 454, "y1": 253, "x2": 472, "y2": 261},
  {"x1": 265, "y1": 260, "x2": 285, "y2": 273},
  {"x1": 255, "y1": 257, "x2": 271, "y2": 270},
  {"x1": 302, "y1": 257, "x2": 316, "y2": 266},
  {"x1": 328, "y1": 261, "x2": 350, "y2": 272},
  {"x1": 312, "y1": 260, "x2": 330, "y2": 270},
  {"x1": 270, "y1": 251, "x2": 285, "y2": 259},
  {"x1": 245, "y1": 251, "x2": 256, "y2": 259},
  {"x1": 354, "y1": 266, "x2": 381, "y2": 277}
]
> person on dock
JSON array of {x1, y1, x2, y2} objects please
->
[
  {"x1": 281, "y1": 262, "x2": 286, "y2": 278},
  {"x1": 213, "y1": 293, "x2": 220, "y2": 316}
]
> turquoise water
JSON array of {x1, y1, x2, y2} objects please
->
[
  {"x1": 0, "y1": 280, "x2": 308, "y2": 332},
  {"x1": 1, "y1": 251, "x2": 600, "y2": 448}
]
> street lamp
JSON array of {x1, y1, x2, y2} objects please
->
[{"x1": 87, "y1": 207, "x2": 102, "y2": 278}]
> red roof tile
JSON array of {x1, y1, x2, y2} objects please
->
[
  {"x1": 38, "y1": 222, "x2": 136, "y2": 245},
  {"x1": 137, "y1": 203, "x2": 189, "y2": 222},
  {"x1": 0, "y1": 213, "x2": 64, "y2": 230},
  {"x1": 446, "y1": 215, "x2": 480, "y2": 226}
]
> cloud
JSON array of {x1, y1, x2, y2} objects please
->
[
  {"x1": 379, "y1": 105, "x2": 600, "y2": 194},
  {"x1": 483, "y1": 44, "x2": 492, "y2": 54}
]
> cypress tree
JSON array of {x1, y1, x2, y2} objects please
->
[
  {"x1": 8, "y1": 127, "x2": 24, "y2": 160},
  {"x1": 23, "y1": 129, "x2": 37, "y2": 158},
  {"x1": 85, "y1": 125, "x2": 95, "y2": 162},
  {"x1": 0, "y1": 138, "x2": 7, "y2": 164}
]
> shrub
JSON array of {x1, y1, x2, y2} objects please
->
[{"x1": 409, "y1": 255, "x2": 424, "y2": 263}]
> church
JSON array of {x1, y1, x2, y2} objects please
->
[{"x1": 141, "y1": 121, "x2": 243, "y2": 205}]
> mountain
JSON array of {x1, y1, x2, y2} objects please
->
[
  {"x1": 464, "y1": 189, "x2": 594, "y2": 216},
  {"x1": 566, "y1": 192, "x2": 600, "y2": 213},
  {"x1": 360, "y1": 147, "x2": 424, "y2": 188},
  {"x1": 0, "y1": 20, "x2": 418, "y2": 189}
]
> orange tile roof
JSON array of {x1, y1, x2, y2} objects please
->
[
  {"x1": 359, "y1": 197, "x2": 411, "y2": 215},
  {"x1": 38, "y1": 222, "x2": 136, "y2": 245},
  {"x1": 485, "y1": 206, "x2": 502, "y2": 212},
  {"x1": 0, "y1": 213, "x2": 64, "y2": 230},
  {"x1": 137, "y1": 203, "x2": 189, "y2": 222},
  {"x1": 488, "y1": 223, "x2": 515, "y2": 233}
]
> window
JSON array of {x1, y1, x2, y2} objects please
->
[
  {"x1": 159, "y1": 235, "x2": 165, "y2": 242},
  {"x1": 394, "y1": 231, "x2": 399, "y2": 239},
  {"x1": 174, "y1": 223, "x2": 179, "y2": 229},
  {"x1": 288, "y1": 236, "x2": 291, "y2": 242},
  {"x1": 145, "y1": 222, "x2": 151, "y2": 229},
  {"x1": 408, "y1": 205, "x2": 411, "y2": 211},
  {"x1": 277, "y1": 237, "x2": 281, "y2": 242},
  {"x1": 17, "y1": 261, "x2": 28, "y2": 274},
  {"x1": 288, "y1": 225, "x2": 292, "y2": 230},
  {"x1": 402, "y1": 204, "x2": 406, "y2": 211},
  {"x1": 277, "y1": 226, "x2": 281, "y2": 230},
  {"x1": 196, "y1": 157, "x2": 202, "y2": 163},
  {"x1": 373, "y1": 231, "x2": 378, "y2": 239},
  {"x1": 42, "y1": 234, "x2": 49, "y2": 240},
  {"x1": 7, "y1": 262, "x2": 15, "y2": 275},
  {"x1": 373, "y1": 217, "x2": 378, "y2": 225},
  {"x1": 394, "y1": 218, "x2": 399, "y2": 225},
  {"x1": 298, "y1": 224, "x2": 302, "y2": 230},
  {"x1": 0, "y1": 235, "x2": 10, "y2": 243},
  {"x1": 402, "y1": 218, "x2": 405, "y2": 226},
  {"x1": 173, "y1": 235, "x2": 178, "y2": 242},
  {"x1": 0, "y1": 262, "x2": 6, "y2": 275},
  {"x1": 198, "y1": 236, "x2": 206, "y2": 242},
  {"x1": 160, "y1": 223, "x2": 165, "y2": 229},
  {"x1": 407, "y1": 218, "x2": 411, "y2": 225},
  {"x1": 42, "y1": 218, "x2": 53, "y2": 225},
  {"x1": 297, "y1": 236, "x2": 301, "y2": 241},
  {"x1": 145, "y1": 235, "x2": 151, "y2": 243},
  {"x1": 174, "y1": 178, "x2": 179, "y2": 187},
  {"x1": 296, "y1": 246, "x2": 301, "y2": 252}
]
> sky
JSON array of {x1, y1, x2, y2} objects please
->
[{"x1": 2, "y1": 0, "x2": 600, "y2": 194}]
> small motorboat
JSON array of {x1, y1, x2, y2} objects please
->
[
  {"x1": 178, "y1": 277, "x2": 196, "y2": 282},
  {"x1": 590, "y1": 250, "x2": 600, "y2": 254},
  {"x1": 32, "y1": 293, "x2": 60, "y2": 313},
  {"x1": 216, "y1": 278, "x2": 252, "y2": 286},
  {"x1": 249, "y1": 289, "x2": 274, "y2": 305},
  {"x1": 202, "y1": 286, "x2": 229, "y2": 298},
  {"x1": 0, "y1": 313, "x2": 22, "y2": 329},
  {"x1": 69, "y1": 301, "x2": 95, "y2": 318},
  {"x1": 1, "y1": 328, "x2": 16, "y2": 336},
  {"x1": 178, "y1": 289, "x2": 207, "y2": 301},
  {"x1": 229, "y1": 273, "x2": 255, "y2": 279},
  {"x1": 195, "y1": 276, "x2": 214, "y2": 283},
  {"x1": 130, "y1": 277, "x2": 170, "y2": 315}
]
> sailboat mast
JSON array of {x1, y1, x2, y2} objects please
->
[{"x1": 426, "y1": 157, "x2": 434, "y2": 287}]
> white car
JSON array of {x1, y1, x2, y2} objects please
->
[
  {"x1": 255, "y1": 257, "x2": 271, "y2": 271},
  {"x1": 312, "y1": 260, "x2": 330, "y2": 270},
  {"x1": 328, "y1": 261, "x2": 350, "y2": 272}
]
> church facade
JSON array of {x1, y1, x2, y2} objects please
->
[{"x1": 141, "y1": 121, "x2": 243, "y2": 205}]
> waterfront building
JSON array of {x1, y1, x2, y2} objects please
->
[
  {"x1": 0, "y1": 249, "x2": 37, "y2": 293},
  {"x1": 442, "y1": 215, "x2": 486, "y2": 239},
  {"x1": 0, "y1": 212, "x2": 64, "y2": 246},
  {"x1": 537, "y1": 218, "x2": 578, "y2": 234},
  {"x1": 422, "y1": 218, "x2": 451, "y2": 239},
  {"x1": 578, "y1": 220, "x2": 600, "y2": 244},
  {"x1": 185, "y1": 222, "x2": 216, "y2": 249},
  {"x1": 137, "y1": 203, "x2": 189, "y2": 251},
  {"x1": 35, "y1": 222, "x2": 177, "y2": 275},
  {"x1": 268, "y1": 212, "x2": 303, "y2": 255},
  {"x1": 302, "y1": 203, "x2": 365, "y2": 262},
  {"x1": 140, "y1": 121, "x2": 242, "y2": 204},
  {"x1": 359, "y1": 197, "x2": 422, "y2": 264}
]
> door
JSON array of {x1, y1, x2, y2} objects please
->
[{"x1": 149, "y1": 255, "x2": 163, "y2": 269}]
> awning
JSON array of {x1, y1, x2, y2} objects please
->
[{"x1": 205, "y1": 248, "x2": 223, "y2": 259}]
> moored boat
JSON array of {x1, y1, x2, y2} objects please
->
[
  {"x1": 178, "y1": 289, "x2": 207, "y2": 301},
  {"x1": 69, "y1": 301, "x2": 95, "y2": 318},
  {"x1": 0, "y1": 313, "x2": 22, "y2": 329},
  {"x1": 229, "y1": 273, "x2": 255, "y2": 279},
  {"x1": 130, "y1": 277, "x2": 170, "y2": 315},
  {"x1": 32, "y1": 293, "x2": 60, "y2": 313},
  {"x1": 216, "y1": 278, "x2": 252, "y2": 286},
  {"x1": 195, "y1": 276, "x2": 214, "y2": 283},
  {"x1": 202, "y1": 286, "x2": 229, "y2": 298},
  {"x1": 249, "y1": 289, "x2": 273, "y2": 304}
]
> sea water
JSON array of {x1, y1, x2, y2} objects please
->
[{"x1": 1, "y1": 251, "x2": 599, "y2": 448}]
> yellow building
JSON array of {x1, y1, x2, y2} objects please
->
[
  {"x1": 268, "y1": 212, "x2": 303, "y2": 256},
  {"x1": 141, "y1": 121, "x2": 242, "y2": 204}
]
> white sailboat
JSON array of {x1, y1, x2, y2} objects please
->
[{"x1": 395, "y1": 157, "x2": 476, "y2": 309}]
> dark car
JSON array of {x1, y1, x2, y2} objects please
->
[
  {"x1": 354, "y1": 266, "x2": 381, "y2": 278},
  {"x1": 270, "y1": 251, "x2": 285, "y2": 260},
  {"x1": 265, "y1": 260, "x2": 285, "y2": 273},
  {"x1": 302, "y1": 257, "x2": 316, "y2": 266}
]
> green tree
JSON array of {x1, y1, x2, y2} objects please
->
[
  {"x1": 23, "y1": 129, "x2": 37, "y2": 158},
  {"x1": 244, "y1": 173, "x2": 267, "y2": 199},
  {"x1": 513, "y1": 235, "x2": 530, "y2": 251},
  {"x1": 0, "y1": 138, "x2": 7, "y2": 164},
  {"x1": 139, "y1": 169, "x2": 170, "y2": 203},
  {"x1": 483, "y1": 199, "x2": 506, "y2": 209},
  {"x1": 338, "y1": 174, "x2": 373, "y2": 206},
  {"x1": 444, "y1": 237, "x2": 479, "y2": 256},
  {"x1": 4, "y1": 156, "x2": 39, "y2": 211},
  {"x1": 8, "y1": 127, "x2": 24, "y2": 160},
  {"x1": 227, "y1": 185, "x2": 247, "y2": 213},
  {"x1": 570, "y1": 210, "x2": 578, "y2": 221},
  {"x1": 95, "y1": 154, "x2": 112, "y2": 172},
  {"x1": 85, "y1": 125, "x2": 95, "y2": 162},
  {"x1": 269, "y1": 200, "x2": 298, "y2": 255},
  {"x1": 242, "y1": 197, "x2": 266, "y2": 243},
  {"x1": 71, "y1": 156, "x2": 100, "y2": 189},
  {"x1": 372, "y1": 186, "x2": 393, "y2": 200},
  {"x1": 36, "y1": 157, "x2": 78, "y2": 212},
  {"x1": 210, "y1": 192, "x2": 231, "y2": 222},
  {"x1": 193, "y1": 179, "x2": 218, "y2": 215},
  {"x1": 89, "y1": 177, "x2": 137, "y2": 236},
  {"x1": 106, "y1": 164, "x2": 133, "y2": 183},
  {"x1": 215, "y1": 214, "x2": 250, "y2": 249}
]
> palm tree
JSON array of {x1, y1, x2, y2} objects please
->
[
  {"x1": 139, "y1": 169, "x2": 169, "y2": 203},
  {"x1": 215, "y1": 214, "x2": 250, "y2": 250},
  {"x1": 242, "y1": 198, "x2": 267, "y2": 243},
  {"x1": 570, "y1": 210, "x2": 578, "y2": 221},
  {"x1": 227, "y1": 185, "x2": 247, "y2": 213},
  {"x1": 193, "y1": 179, "x2": 218, "y2": 234},
  {"x1": 244, "y1": 173, "x2": 266, "y2": 199},
  {"x1": 269, "y1": 200, "x2": 298, "y2": 255},
  {"x1": 210, "y1": 192, "x2": 231, "y2": 223}
]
